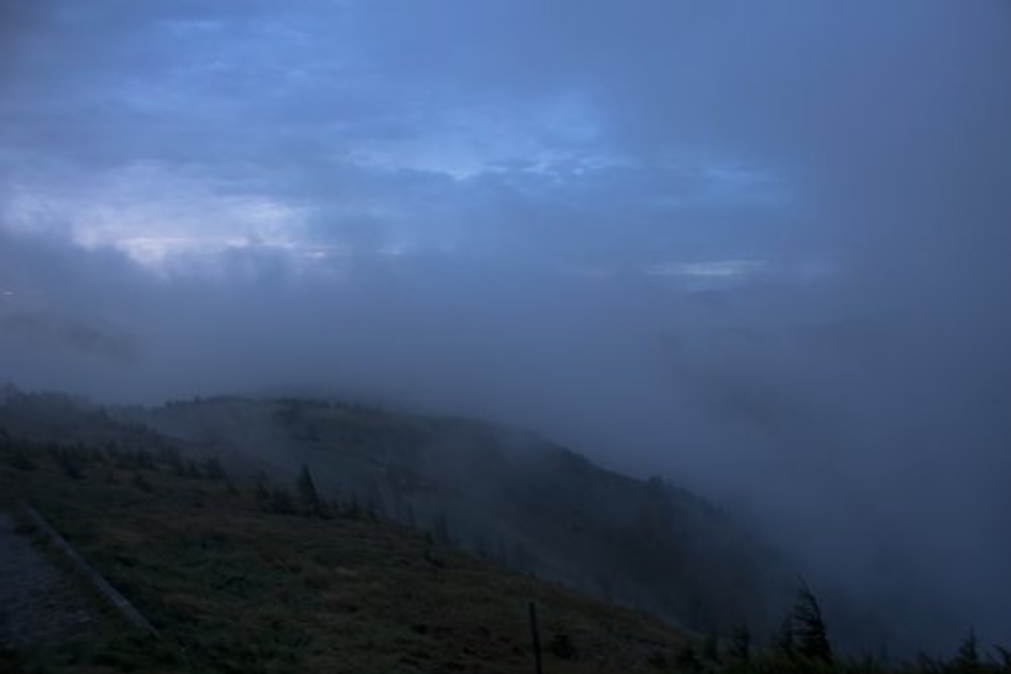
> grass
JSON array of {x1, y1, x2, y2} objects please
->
[{"x1": 0, "y1": 440, "x2": 689, "y2": 673}]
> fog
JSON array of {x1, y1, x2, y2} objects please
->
[{"x1": 2, "y1": 0, "x2": 1010, "y2": 654}]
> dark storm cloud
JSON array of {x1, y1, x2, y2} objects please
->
[{"x1": 2, "y1": 0, "x2": 1010, "y2": 654}]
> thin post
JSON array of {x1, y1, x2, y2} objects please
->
[{"x1": 528, "y1": 601, "x2": 543, "y2": 674}]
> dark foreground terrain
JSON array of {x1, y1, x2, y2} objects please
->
[
  {"x1": 0, "y1": 437, "x2": 693, "y2": 673},
  {"x1": 0, "y1": 390, "x2": 1008, "y2": 673}
]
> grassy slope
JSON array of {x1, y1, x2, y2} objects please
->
[
  {"x1": 0, "y1": 392, "x2": 787, "y2": 636},
  {"x1": 0, "y1": 442, "x2": 689, "y2": 674},
  {"x1": 136, "y1": 397, "x2": 785, "y2": 632}
]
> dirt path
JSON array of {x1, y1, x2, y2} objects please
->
[{"x1": 0, "y1": 508, "x2": 101, "y2": 648}]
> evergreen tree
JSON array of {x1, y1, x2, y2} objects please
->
[
  {"x1": 702, "y1": 627, "x2": 720, "y2": 663},
  {"x1": 132, "y1": 471, "x2": 154, "y2": 493},
  {"x1": 431, "y1": 513, "x2": 452, "y2": 544},
  {"x1": 774, "y1": 613, "x2": 794, "y2": 658},
  {"x1": 953, "y1": 628, "x2": 980, "y2": 674},
  {"x1": 296, "y1": 464, "x2": 324, "y2": 517},
  {"x1": 269, "y1": 486, "x2": 295, "y2": 515},
  {"x1": 793, "y1": 582, "x2": 832, "y2": 663},
  {"x1": 728, "y1": 624, "x2": 751, "y2": 662},
  {"x1": 203, "y1": 456, "x2": 227, "y2": 480},
  {"x1": 254, "y1": 480, "x2": 270, "y2": 508},
  {"x1": 994, "y1": 645, "x2": 1011, "y2": 673},
  {"x1": 674, "y1": 642, "x2": 702, "y2": 673}
]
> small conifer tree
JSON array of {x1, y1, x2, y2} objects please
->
[
  {"x1": 953, "y1": 628, "x2": 980, "y2": 674},
  {"x1": 774, "y1": 614, "x2": 794, "y2": 657},
  {"x1": 728, "y1": 624, "x2": 751, "y2": 662},
  {"x1": 993, "y1": 645, "x2": 1011, "y2": 673},
  {"x1": 203, "y1": 456, "x2": 227, "y2": 480},
  {"x1": 793, "y1": 581, "x2": 832, "y2": 663},
  {"x1": 270, "y1": 486, "x2": 295, "y2": 514},
  {"x1": 296, "y1": 464, "x2": 324, "y2": 517}
]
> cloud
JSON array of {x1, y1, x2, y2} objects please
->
[{"x1": 0, "y1": 311, "x2": 138, "y2": 363}]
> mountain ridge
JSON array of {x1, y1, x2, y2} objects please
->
[{"x1": 0, "y1": 385, "x2": 791, "y2": 636}]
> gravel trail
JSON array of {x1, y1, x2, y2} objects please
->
[{"x1": 0, "y1": 509, "x2": 101, "y2": 648}]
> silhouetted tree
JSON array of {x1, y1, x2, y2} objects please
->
[
  {"x1": 793, "y1": 582, "x2": 832, "y2": 663},
  {"x1": 161, "y1": 447, "x2": 186, "y2": 475},
  {"x1": 547, "y1": 632, "x2": 576, "y2": 660},
  {"x1": 132, "y1": 449, "x2": 155, "y2": 470},
  {"x1": 774, "y1": 614, "x2": 794, "y2": 658},
  {"x1": 431, "y1": 513, "x2": 452, "y2": 544},
  {"x1": 7, "y1": 450, "x2": 35, "y2": 471},
  {"x1": 994, "y1": 645, "x2": 1011, "y2": 673},
  {"x1": 203, "y1": 457, "x2": 227, "y2": 480},
  {"x1": 703, "y1": 627, "x2": 720, "y2": 663},
  {"x1": 344, "y1": 496, "x2": 362, "y2": 520},
  {"x1": 675, "y1": 642, "x2": 702, "y2": 673},
  {"x1": 254, "y1": 480, "x2": 270, "y2": 508},
  {"x1": 269, "y1": 486, "x2": 295, "y2": 515},
  {"x1": 132, "y1": 471, "x2": 154, "y2": 493},
  {"x1": 728, "y1": 624, "x2": 751, "y2": 662},
  {"x1": 953, "y1": 628, "x2": 981, "y2": 674},
  {"x1": 296, "y1": 464, "x2": 324, "y2": 517},
  {"x1": 51, "y1": 446, "x2": 83, "y2": 479},
  {"x1": 916, "y1": 651, "x2": 944, "y2": 674}
]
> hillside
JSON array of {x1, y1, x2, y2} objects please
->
[
  {"x1": 0, "y1": 387, "x2": 790, "y2": 635},
  {"x1": 3, "y1": 389, "x2": 1010, "y2": 674},
  {"x1": 0, "y1": 435, "x2": 692, "y2": 673}
]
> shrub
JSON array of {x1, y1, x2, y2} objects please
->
[{"x1": 547, "y1": 632, "x2": 576, "y2": 660}]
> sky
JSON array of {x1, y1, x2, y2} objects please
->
[{"x1": 2, "y1": 0, "x2": 1011, "y2": 654}]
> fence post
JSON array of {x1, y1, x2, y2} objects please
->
[{"x1": 529, "y1": 601, "x2": 543, "y2": 674}]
